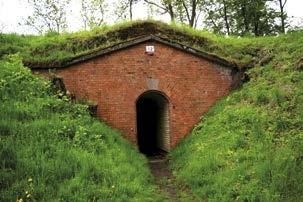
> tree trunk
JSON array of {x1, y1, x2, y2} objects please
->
[
  {"x1": 241, "y1": 3, "x2": 249, "y2": 34},
  {"x1": 130, "y1": 0, "x2": 133, "y2": 20},
  {"x1": 168, "y1": 3, "x2": 175, "y2": 22},
  {"x1": 190, "y1": 0, "x2": 197, "y2": 27},
  {"x1": 223, "y1": 0, "x2": 230, "y2": 35},
  {"x1": 253, "y1": 16, "x2": 260, "y2": 36},
  {"x1": 183, "y1": 0, "x2": 197, "y2": 27},
  {"x1": 182, "y1": 1, "x2": 191, "y2": 26},
  {"x1": 279, "y1": 0, "x2": 287, "y2": 33}
]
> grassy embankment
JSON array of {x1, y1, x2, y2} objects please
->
[
  {"x1": 0, "y1": 56, "x2": 163, "y2": 201},
  {"x1": 170, "y1": 27, "x2": 303, "y2": 201},
  {"x1": 1, "y1": 20, "x2": 303, "y2": 201}
]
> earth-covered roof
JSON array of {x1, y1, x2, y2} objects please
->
[
  {"x1": 0, "y1": 20, "x2": 270, "y2": 69},
  {"x1": 51, "y1": 34, "x2": 237, "y2": 70}
]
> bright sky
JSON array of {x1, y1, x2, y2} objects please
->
[{"x1": 0, "y1": 0, "x2": 302, "y2": 34}]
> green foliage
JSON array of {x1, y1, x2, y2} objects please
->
[
  {"x1": 170, "y1": 26, "x2": 303, "y2": 201},
  {"x1": 1, "y1": 20, "x2": 303, "y2": 201},
  {"x1": 0, "y1": 56, "x2": 161, "y2": 201},
  {"x1": 25, "y1": 0, "x2": 71, "y2": 34},
  {"x1": 80, "y1": 0, "x2": 107, "y2": 30}
]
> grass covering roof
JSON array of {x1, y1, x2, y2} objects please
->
[
  {"x1": 1, "y1": 20, "x2": 303, "y2": 201},
  {"x1": 0, "y1": 20, "x2": 281, "y2": 69}
]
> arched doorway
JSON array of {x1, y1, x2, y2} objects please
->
[{"x1": 136, "y1": 91, "x2": 170, "y2": 156}]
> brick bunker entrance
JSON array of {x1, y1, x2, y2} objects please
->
[
  {"x1": 137, "y1": 91, "x2": 170, "y2": 155},
  {"x1": 32, "y1": 34, "x2": 241, "y2": 152}
]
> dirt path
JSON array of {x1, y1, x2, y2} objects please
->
[
  {"x1": 148, "y1": 155, "x2": 179, "y2": 201},
  {"x1": 148, "y1": 154, "x2": 199, "y2": 201}
]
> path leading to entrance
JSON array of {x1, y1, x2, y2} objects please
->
[
  {"x1": 148, "y1": 155, "x2": 198, "y2": 201},
  {"x1": 148, "y1": 155, "x2": 178, "y2": 200}
]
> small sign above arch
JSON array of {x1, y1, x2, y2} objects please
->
[{"x1": 145, "y1": 45, "x2": 155, "y2": 55}]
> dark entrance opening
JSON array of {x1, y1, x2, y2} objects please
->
[{"x1": 136, "y1": 91, "x2": 170, "y2": 156}]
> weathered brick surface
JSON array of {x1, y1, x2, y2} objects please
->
[{"x1": 33, "y1": 41, "x2": 233, "y2": 149}]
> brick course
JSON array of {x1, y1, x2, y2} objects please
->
[{"x1": 33, "y1": 41, "x2": 234, "y2": 149}]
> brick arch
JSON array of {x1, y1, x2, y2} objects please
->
[{"x1": 135, "y1": 90, "x2": 171, "y2": 104}]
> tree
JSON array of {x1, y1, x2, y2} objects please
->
[
  {"x1": 177, "y1": 0, "x2": 204, "y2": 27},
  {"x1": 277, "y1": 0, "x2": 288, "y2": 33},
  {"x1": 233, "y1": 0, "x2": 276, "y2": 36},
  {"x1": 144, "y1": 0, "x2": 176, "y2": 22},
  {"x1": 221, "y1": 0, "x2": 231, "y2": 34},
  {"x1": 203, "y1": 0, "x2": 234, "y2": 34},
  {"x1": 114, "y1": 0, "x2": 140, "y2": 21},
  {"x1": 80, "y1": 0, "x2": 107, "y2": 30},
  {"x1": 144, "y1": 0, "x2": 204, "y2": 27},
  {"x1": 203, "y1": 0, "x2": 278, "y2": 36},
  {"x1": 25, "y1": 0, "x2": 71, "y2": 34}
]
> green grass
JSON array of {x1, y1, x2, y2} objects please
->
[
  {"x1": 1, "y1": 20, "x2": 303, "y2": 201},
  {"x1": 170, "y1": 27, "x2": 303, "y2": 201},
  {"x1": 0, "y1": 19, "x2": 283, "y2": 68},
  {"x1": 0, "y1": 55, "x2": 162, "y2": 201}
]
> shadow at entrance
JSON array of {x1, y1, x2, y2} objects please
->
[{"x1": 136, "y1": 91, "x2": 169, "y2": 156}]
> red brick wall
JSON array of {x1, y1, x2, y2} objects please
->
[{"x1": 33, "y1": 41, "x2": 233, "y2": 149}]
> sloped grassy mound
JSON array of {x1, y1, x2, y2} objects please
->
[
  {"x1": 0, "y1": 56, "x2": 160, "y2": 201},
  {"x1": 170, "y1": 31, "x2": 303, "y2": 201},
  {"x1": 0, "y1": 20, "x2": 264, "y2": 68}
]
